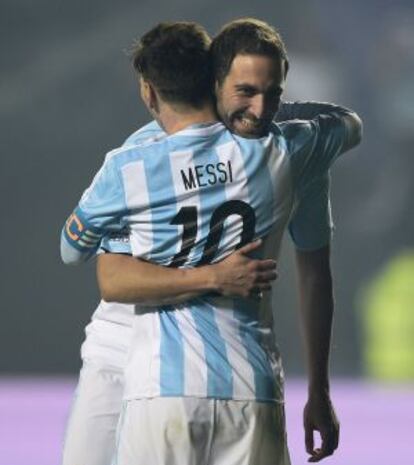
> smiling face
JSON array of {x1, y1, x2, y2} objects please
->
[{"x1": 215, "y1": 54, "x2": 286, "y2": 138}]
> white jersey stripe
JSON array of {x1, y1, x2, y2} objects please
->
[
  {"x1": 174, "y1": 308, "x2": 208, "y2": 397},
  {"x1": 121, "y1": 161, "x2": 153, "y2": 260},
  {"x1": 214, "y1": 141, "x2": 250, "y2": 259},
  {"x1": 168, "y1": 150, "x2": 202, "y2": 267}
]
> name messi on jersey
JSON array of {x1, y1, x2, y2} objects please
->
[{"x1": 181, "y1": 161, "x2": 233, "y2": 191}]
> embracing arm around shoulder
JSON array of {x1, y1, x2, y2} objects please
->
[
  {"x1": 97, "y1": 240, "x2": 277, "y2": 306},
  {"x1": 277, "y1": 100, "x2": 363, "y2": 153}
]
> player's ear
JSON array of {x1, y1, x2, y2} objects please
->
[
  {"x1": 147, "y1": 84, "x2": 159, "y2": 113},
  {"x1": 214, "y1": 79, "x2": 221, "y2": 96},
  {"x1": 140, "y1": 78, "x2": 159, "y2": 114},
  {"x1": 283, "y1": 59, "x2": 289, "y2": 79},
  {"x1": 139, "y1": 77, "x2": 150, "y2": 104}
]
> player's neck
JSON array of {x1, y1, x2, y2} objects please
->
[{"x1": 159, "y1": 101, "x2": 218, "y2": 134}]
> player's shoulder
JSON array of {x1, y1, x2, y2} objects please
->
[
  {"x1": 106, "y1": 122, "x2": 230, "y2": 168},
  {"x1": 104, "y1": 129, "x2": 171, "y2": 167},
  {"x1": 101, "y1": 144, "x2": 147, "y2": 171},
  {"x1": 123, "y1": 120, "x2": 164, "y2": 147},
  {"x1": 162, "y1": 121, "x2": 229, "y2": 151},
  {"x1": 267, "y1": 119, "x2": 315, "y2": 156},
  {"x1": 170, "y1": 121, "x2": 227, "y2": 142},
  {"x1": 275, "y1": 118, "x2": 316, "y2": 140}
]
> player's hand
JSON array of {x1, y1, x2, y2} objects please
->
[
  {"x1": 212, "y1": 239, "x2": 278, "y2": 298},
  {"x1": 303, "y1": 391, "x2": 340, "y2": 462}
]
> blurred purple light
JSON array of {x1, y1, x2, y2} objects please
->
[
  {"x1": 0, "y1": 378, "x2": 413, "y2": 465},
  {"x1": 285, "y1": 379, "x2": 414, "y2": 465}
]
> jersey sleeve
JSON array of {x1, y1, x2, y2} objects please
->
[
  {"x1": 279, "y1": 106, "x2": 360, "y2": 250},
  {"x1": 284, "y1": 108, "x2": 360, "y2": 193},
  {"x1": 61, "y1": 153, "x2": 128, "y2": 264},
  {"x1": 94, "y1": 121, "x2": 164, "y2": 256},
  {"x1": 276, "y1": 100, "x2": 356, "y2": 122},
  {"x1": 288, "y1": 172, "x2": 333, "y2": 250}
]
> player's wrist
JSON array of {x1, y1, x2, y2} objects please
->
[
  {"x1": 205, "y1": 261, "x2": 233, "y2": 295},
  {"x1": 182, "y1": 266, "x2": 219, "y2": 294},
  {"x1": 203, "y1": 264, "x2": 221, "y2": 292},
  {"x1": 308, "y1": 380, "x2": 331, "y2": 399}
]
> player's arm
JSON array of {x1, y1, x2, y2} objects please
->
[
  {"x1": 276, "y1": 100, "x2": 356, "y2": 122},
  {"x1": 61, "y1": 123, "x2": 166, "y2": 266},
  {"x1": 295, "y1": 247, "x2": 333, "y2": 393},
  {"x1": 60, "y1": 152, "x2": 127, "y2": 265},
  {"x1": 289, "y1": 174, "x2": 339, "y2": 462},
  {"x1": 61, "y1": 208, "x2": 105, "y2": 264},
  {"x1": 295, "y1": 246, "x2": 339, "y2": 462},
  {"x1": 277, "y1": 101, "x2": 362, "y2": 154},
  {"x1": 97, "y1": 240, "x2": 277, "y2": 306},
  {"x1": 285, "y1": 107, "x2": 362, "y2": 462}
]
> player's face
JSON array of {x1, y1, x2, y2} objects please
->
[{"x1": 215, "y1": 54, "x2": 286, "y2": 138}]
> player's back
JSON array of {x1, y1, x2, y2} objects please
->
[{"x1": 112, "y1": 122, "x2": 293, "y2": 403}]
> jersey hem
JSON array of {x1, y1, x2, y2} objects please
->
[{"x1": 123, "y1": 392, "x2": 285, "y2": 404}]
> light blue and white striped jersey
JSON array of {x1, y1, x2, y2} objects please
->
[
  {"x1": 99, "y1": 111, "x2": 333, "y2": 256},
  {"x1": 62, "y1": 112, "x2": 358, "y2": 402},
  {"x1": 79, "y1": 106, "x2": 333, "y2": 371}
]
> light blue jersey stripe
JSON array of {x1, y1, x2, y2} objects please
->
[
  {"x1": 159, "y1": 307, "x2": 185, "y2": 396},
  {"x1": 189, "y1": 142, "x2": 233, "y2": 397},
  {"x1": 143, "y1": 146, "x2": 179, "y2": 262},
  {"x1": 191, "y1": 300, "x2": 233, "y2": 398}
]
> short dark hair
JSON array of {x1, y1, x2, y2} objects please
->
[
  {"x1": 211, "y1": 18, "x2": 289, "y2": 85},
  {"x1": 131, "y1": 22, "x2": 213, "y2": 107}
]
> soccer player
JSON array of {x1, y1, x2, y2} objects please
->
[{"x1": 61, "y1": 20, "x2": 361, "y2": 465}]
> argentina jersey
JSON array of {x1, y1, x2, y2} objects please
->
[
  {"x1": 120, "y1": 123, "x2": 293, "y2": 403},
  {"x1": 97, "y1": 105, "x2": 336, "y2": 259},
  {"x1": 62, "y1": 111, "x2": 358, "y2": 402}
]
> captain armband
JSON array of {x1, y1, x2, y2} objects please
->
[{"x1": 63, "y1": 210, "x2": 103, "y2": 252}]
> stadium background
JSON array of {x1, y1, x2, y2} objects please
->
[{"x1": 1, "y1": 0, "x2": 413, "y2": 464}]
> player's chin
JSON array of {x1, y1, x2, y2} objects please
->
[{"x1": 231, "y1": 119, "x2": 268, "y2": 138}]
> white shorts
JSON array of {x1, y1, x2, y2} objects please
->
[
  {"x1": 61, "y1": 361, "x2": 124, "y2": 465},
  {"x1": 114, "y1": 397, "x2": 291, "y2": 465}
]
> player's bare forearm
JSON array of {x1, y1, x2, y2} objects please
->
[
  {"x1": 295, "y1": 245, "x2": 339, "y2": 461},
  {"x1": 97, "y1": 253, "x2": 214, "y2": 305},
  {"x1": 97, "y1": 240, "x2": 277, "y2": 306},
  {"x1": 295, "y1": 246, "x2": 333, "y2": 391}
]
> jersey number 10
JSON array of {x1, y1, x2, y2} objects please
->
[{"x1": 169, "y1": 200, "x2": 256, "y2": 267}]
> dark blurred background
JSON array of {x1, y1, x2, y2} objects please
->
[{"x1": 1, "y1": 0, "x2": 413, "y2": 378}]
